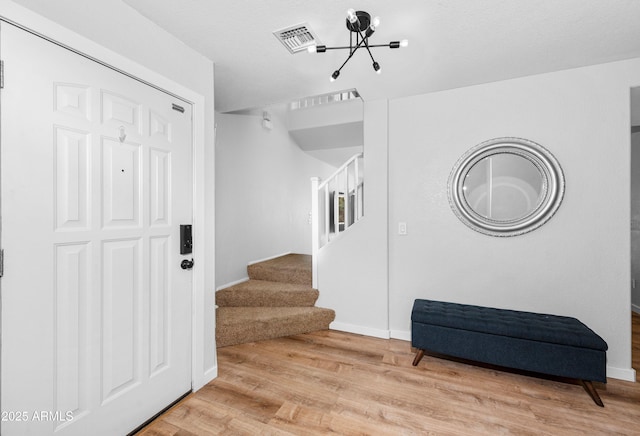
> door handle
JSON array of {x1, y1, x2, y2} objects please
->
[{"x1": 181, "y1": 258, "x2": 194, "y2": 270}]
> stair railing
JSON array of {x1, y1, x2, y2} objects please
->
[{"x1": 311, "y1": 153, "x2": 364, "y2": 288}]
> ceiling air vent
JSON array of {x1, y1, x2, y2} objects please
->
[{"x1": 273, "y1": 23, "x2": 320, "y2": 54}]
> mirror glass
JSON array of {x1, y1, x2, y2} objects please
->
[
  {"x1": 448, "y1": 137, "x2": 564, "y2": 237},
  {"x1": 463, "y1": 154, "x2": 544, "y2": 221}
]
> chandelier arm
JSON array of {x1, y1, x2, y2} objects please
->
[
  {"x1": 356, "y1": 29, "x2": 377, "y2": 63},
  {"x1": 336, "y1": 48, "x2": 357, "y2": 73},
  {"x1": 336, "y1": 33, "x2": 371, "y2": 74},
  {"x1": 321, "y1": 41, "x2": 392, "y2": 51},
  {"x1": 334, "y1": 35, "x2": 371, "y2": 75},
  {"x1": 350, "y1": 30, "x2": 355, "y2": 56},
  {"x1": 367, "y1": 43, "x2": 395, "y2": 48},
  {"x1": 323, "y1": 36, "x2": 367, "y2": 53},
  {"x1": 352, "y1": 36, "x2": 367, "y2": 52},
  {"x1": 322, "y1": 45, "x2": 357, "y2": 51}
]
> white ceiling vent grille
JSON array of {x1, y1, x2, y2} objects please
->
[{"x1": 273, "y1": 23, "x2": 320, "y2": 54}]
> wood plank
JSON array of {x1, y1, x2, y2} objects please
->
[
  {"x1": 134, "y1": 420, "x2": 196, "y2": 436},
  {"x1": 136, "y1": 314, "x2": 640, "y2": 435}
]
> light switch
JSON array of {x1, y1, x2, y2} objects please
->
[{"x1": 398, "y1": 222, "x2": 407, "y2": 235}]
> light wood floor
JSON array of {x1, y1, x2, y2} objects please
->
[{"x1": 138, "y1": 313, "x2": 640, "y2": 435}]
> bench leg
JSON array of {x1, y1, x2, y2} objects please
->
[
  {"x1": 412, "y1": 349, "x2": 425, "y2": 366},
  {"x1": 580, "y1": 380, "x2": 604, "y2": 407}
]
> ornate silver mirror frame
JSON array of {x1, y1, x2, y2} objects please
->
[{"x1": 448, "y1": 137, "x2": 565, "y2": 237}]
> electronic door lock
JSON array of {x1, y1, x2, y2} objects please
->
[{"x1": 180, "y1": 224, "x2": 192, "y2": 254}]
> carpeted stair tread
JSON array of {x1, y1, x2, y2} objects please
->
[
  {"x1": 216, "y1": 253, "x2": 333, "y2": 348},
  {"x1": 247, "y1": 254, "x2": 311, "y2": 285},
  {"x1": 216, "y1": 306, "x2": 335, "y2": 348},
  {"x1": 216, "y1": 279, "x2": 319, "y2": 307}
]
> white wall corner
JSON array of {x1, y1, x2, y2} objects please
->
[{"x1": 390, "y1": 329, "x2": 412, "y2": 342}]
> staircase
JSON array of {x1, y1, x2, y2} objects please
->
[{"x1": 215, "y1": 254, "x2": 335, "y2": 347}]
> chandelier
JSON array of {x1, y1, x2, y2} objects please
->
[{"x1": 308, "y1": 9, "x2": 408, "y2": 81}]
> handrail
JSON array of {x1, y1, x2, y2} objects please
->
[{"x1": 318, "y1": 153, "x2": 363, "y2": 190}]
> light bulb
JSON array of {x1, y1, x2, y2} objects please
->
[
  {"x1": 400, "y1": 39, "x2": 409, "y2": 48},
  {"x1": 307, "y1": 45, "x2": 317, "y2": 53},
  {"x1": 346, "y1": 8, "x2": 357, "y2": 23},
  {"x1": 330, "y1": 70, "x2": 340, "y2": 82},
  {"x1": 372, "y1": 16, "x2": 381, "y2": 28}
]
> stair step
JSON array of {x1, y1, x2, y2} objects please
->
[
  {"x1": 217, "y1": 279, "x2": 319, "y2": 307},
  {"x1": 216, "y1": 306, "x2": 335, "y2": 348},
  {"x1": 248, "y1": 254, "x2": 311, "y2": 285}
]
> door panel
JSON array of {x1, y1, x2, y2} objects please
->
[
  {"x1": 1, "y1": 22, "x2": 193, "y2": 435},
  {"x1": 55, "y1": 242, "x2": 91, "y2": 418},
  {"x1": 102, "y1": 138, "x2": 141, "y2": 226},
  {"x1": 54, "y1": 126, "x2": 91, "y2": 230},
  {"x1": 101, "y1": 238, "x2": 141, "y2": 402}
]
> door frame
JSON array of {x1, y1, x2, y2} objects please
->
[{"x1": 0, "y1": 4, "x2": 214, "y2": 392}]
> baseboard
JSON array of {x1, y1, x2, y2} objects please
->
[
  {"x1": 330, "y1": 322, "x2": 390, "y2": 339},
  {"x1": 390, "y1": 329, "x2": 411, "y2": 342},
  {"x1": 632, "y1": 303, "x2": 640, "y2": 315},
  {"x1": 607, "y1": 365, "x2": 636, "y2": 382},
  {"x1": 216, "y1": 277, "x2": 249, "y2": 291},
  {"x1": 247, "y1": 251, "x2": 292, "y2": 265}
]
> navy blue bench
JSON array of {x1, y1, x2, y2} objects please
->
[{"x1": 411, "y1": 299, "x2": 608, "y2": 406}]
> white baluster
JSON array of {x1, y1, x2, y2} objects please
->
[{"x1": 354, "y1": 157, "x2": 359, "y2": 222}]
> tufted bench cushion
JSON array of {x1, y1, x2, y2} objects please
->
[
  {"x1": 411, "y1": 299, "x2": 608, "y2": 351},
  {"x1": 411, "y1": 299, "x2": 608, "y2": 406}
]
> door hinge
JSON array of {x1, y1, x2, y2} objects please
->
[
  {"x1": 1, "y1": 60, "x2": 4, "y2": 89},
  {"x1": 0, "y1": 249, "x2": 4, "y2": 278}
]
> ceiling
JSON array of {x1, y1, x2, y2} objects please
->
[
  {"x1": 121, "y1": 0, "x2": 640, "y2": 113},
  {"x1": 10, "y1": 1, "x2": 640, "y2": 114}
]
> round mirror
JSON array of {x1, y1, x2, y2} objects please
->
[{"x1": 448, "y1": 137, "x2": 564, "y2": 236}]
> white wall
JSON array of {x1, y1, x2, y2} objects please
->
[
  {"x1": 1, "y1": 0, "x2": 217, "y2": 383},
  {"x1": 631, "y1": 131, "x2": 640, "y2": 312},
  {"x1": 316, "y1": 100, "x2": 389, "y2": 338},
  {"x1": 287, "y1": 99, "x2": 364, "y2": 168},
  {"x1": 388, "y1": 58, "x2": 640, "y2": 381},
  {"x1": 215, "y1": 111, "x2": 336, "y2": 288},
  {"x1": 7, "y1": 0, "x2": 209, "y2": 96}
]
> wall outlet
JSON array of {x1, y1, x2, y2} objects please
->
[{"x1": 398, "y1": 222, "x2": 408, "y2": 235}]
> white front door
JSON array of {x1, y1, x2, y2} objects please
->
[{"x1": 0, "y1": 22, "x2": 193, "y2": 435}]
